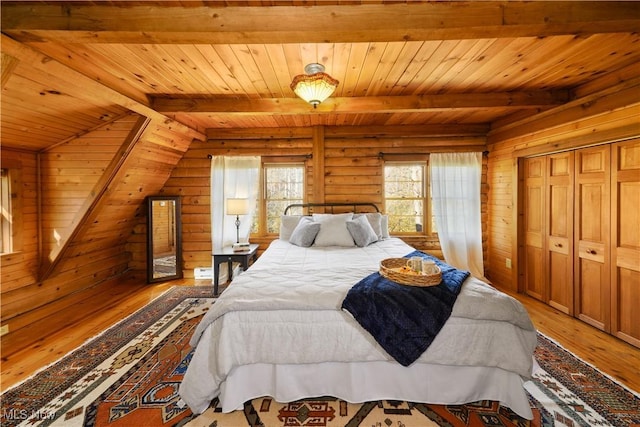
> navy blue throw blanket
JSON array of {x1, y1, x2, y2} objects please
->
[{"x1": 341, "y1": 251, "x2": 470, "y2": 367}]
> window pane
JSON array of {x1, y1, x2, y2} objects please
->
[
  {"x1": 0, "y1": 168, "x2": 11, "y2": 253},
  {"x1": 263, "y1": 164, "x2": 304, "y2": 234},
  {"x1": 385, "y1": 199, "x2": 424, "y2": 233},
  {"x1": 384, "y1": 163, "x2": 427, "y2": 233},
  {"x1": 384, "y1": 165, "x2": 424, "y2": 198}
]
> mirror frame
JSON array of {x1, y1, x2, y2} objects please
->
[{"x1": 146, "y1": 195, "x2": 183, "y2": 283}]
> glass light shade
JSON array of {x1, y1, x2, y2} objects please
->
[
  {"x1": 227, "y1": 198, "x2": 249, "y2": 215},
  {"x1": 290, "y1": 64, "x2": 339, "y2": 107}
]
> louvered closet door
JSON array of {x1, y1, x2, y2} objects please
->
[
  {"x1": 611, "y1": 139, "x2": 640, "y2": 347},
  {"x1": 546, "y1": 152, "x2": 574, "y2": 315},
  {"x1": 523, "y1": 157, "x2": 546, "y2": 302},
  {"x1": 575, "y1": 145, "x2": 611, "y2": 332}
]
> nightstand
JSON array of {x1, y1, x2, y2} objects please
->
[{"x1": 212, "y1": 244, "x2": 259, "y2": 296}]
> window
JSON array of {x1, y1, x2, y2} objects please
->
[
  {"x1": 1, "y1": 168, "x2": 13, "y2": 253},
  {"x1": 384, "y1": 161, "x2": 435, "y2": 234},
  {"x1": 253, "y1": 162, "x2": 305, "y2": 235}
]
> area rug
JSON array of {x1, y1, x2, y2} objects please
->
[{"x1": 1, "y1": 286, "x2": 638, "y2": 427}]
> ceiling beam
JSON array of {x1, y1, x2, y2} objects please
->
[
  {"x1": 205, "y1": 124, "x2": 491, "y2": 140},
  {"x1": 152, "y1": 91, "x2": 569, "y2": 115},
  {"x1": 2, "y1": 2, "x2": 639, "y2": 45}
]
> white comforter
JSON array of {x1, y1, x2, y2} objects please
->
[{"x1": 180, "y1": 238, "x2": 537, "y2": 414}]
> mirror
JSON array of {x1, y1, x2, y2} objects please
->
[{"x1": 147, "y1": 196, "x2": 182, "y2": 283}]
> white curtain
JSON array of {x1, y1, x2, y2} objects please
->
[
  {"x1": 211, "y1": 156, "x2": 260, "y2": 282},
  {"x1": 430, "y1": 152, "x2": 486, "y2": 280}
]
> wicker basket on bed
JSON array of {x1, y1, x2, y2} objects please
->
[{"x1": 379, "y1": 258, "x2": 442, "y2": 287}]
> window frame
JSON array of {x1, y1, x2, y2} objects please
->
[
  {"x1": 0, "y1": 162, "x2": 23, "y2": 255},
  {"x1": 1, "y1": 168, "x2": 12, "y2": 254},
  {"x1": 383, "y1": 160, "x2": 434, "y2": 236},
  {"x1": 253, "y1": 159, "x2": 306, "y2": 237}
]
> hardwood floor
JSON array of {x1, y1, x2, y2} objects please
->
[
  {"x1": 502, "y1": 288, "x2": 640, "y2": 393},
  {"x1": 1, "y1": 276, "x2": 639, "y2": 394}
]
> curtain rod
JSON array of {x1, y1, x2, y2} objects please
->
[
  {"x1": 378, "y1": 150, "x2": 489, "y2": 158},
  {"x1": 207, "y1": 154, "x2": 312, "y2": 159}
]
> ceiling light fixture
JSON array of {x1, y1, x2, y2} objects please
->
[{"x1": 290, "y1": 63, "x2": 339, "y2": 108}]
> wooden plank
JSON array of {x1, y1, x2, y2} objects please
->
[
  {"x1": 490, "y1": 81, "x2": 640, "y2": 144},
  {"x1": 1, "y1": 52, "x2": 18, "y2": 89},
  {"x1": 207, "y1": 127, "x2": 314, "y2": 140},
  {"x1": 0, "y1": 34, "x2": 204, "y2": 141},
  {"x1": 312, "y1": 126, "x2": 325, "y2": 204}
]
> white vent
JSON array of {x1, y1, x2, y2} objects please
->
[{"x1": 194, "y1": 267, "x2": 213, "y2": 280}]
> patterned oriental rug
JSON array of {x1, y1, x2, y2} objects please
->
[{"x1": 1, "y1": 286, "x2": 639, "y2": 427}]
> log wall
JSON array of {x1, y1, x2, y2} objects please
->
[
  {"x1": 4, "y1": 66, "x2": 635, "y2": 358},
  {"x1": 135, "y1": 126, "x2": 489, "y2": 278}
]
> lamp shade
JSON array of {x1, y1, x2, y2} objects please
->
[
  {"x1": 227, "y1": 198, "x2": 249, "y2": 215},
  {"x1": 290, "y1": 63, "x2": 339, "y2": 108}
]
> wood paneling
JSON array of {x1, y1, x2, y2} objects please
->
[
  {"x1": 487, "y1": 63, "x2": 639, "y2": 347},
  {"x1": 487, "y1": 75, "x2": 639, "y2": 293},
  {"x1": 522, "y1": 151, "x2": 575, "y2": 314},
  {"x1": 574, "y1": 145, "x2": 611, "y2": 331},
  {"x1": 1, "y1": 0, "x2": 639, "y2": 369},
  {"x1": 485, "y1": 154, "x2": 517, "y2": 290},
  {"x1": 160, "y1": 127, "x2": 489, "y2": 276},
  {"x1": 0, "y1": 113, "x2": 196, "y2": 354},
  {"x1": 547, "y1": 152, "x2": 574, "y2": 314},
  {"x1": 5, "y1": 2, "x2": 639, "y2": 45},
  {"x1": 516, "y1": 143, "x2": 638, "y2": 346},
  {"x1": 2, "y1": 3, "x2": 639, "y2": 149},
  {"x1": 611, "y1": 139, "x2": 640, "y2": 347},
  {"x1": 523, "y1": 156, "x2": 546, "y2": 301},
  {"x1": 0, "y1": 150, "x2": 38, "y2": 293}
]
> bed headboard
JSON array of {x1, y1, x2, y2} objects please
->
[{"x1": 283, "y1": 202, "x2": 380, "y2": 215}]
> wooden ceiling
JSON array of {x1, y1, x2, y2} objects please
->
[{"x1": 2, "y1": 1, "x2": 639, "y2": 152}]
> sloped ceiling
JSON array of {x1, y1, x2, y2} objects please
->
[{"x1": 2, "y1": 1, "x2": 639, "y2": 153}]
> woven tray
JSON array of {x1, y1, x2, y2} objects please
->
[{"x1": 379, "y1": 258, "x2": 442, "y2": 287}]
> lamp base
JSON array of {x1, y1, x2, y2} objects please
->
[{"x1": 232, "y1": 242, "x2": 251, "y2": 252}]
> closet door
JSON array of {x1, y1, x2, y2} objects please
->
[
  {"x1": 611, "y1": 139, "x2": 640, "y2": 347},
  {"x1": 523, "y1": 157, "x2": 546, "y2": 301},
  {"x1": 546, "y1": 152, "x2": 574, "y2": 314},
  {"x1": 575, "y1": 145, "x2": 611, "y2": 332}
]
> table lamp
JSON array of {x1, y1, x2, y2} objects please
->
[{"x1": 227, "y1": 198, "x2": 249, "y2": 244}]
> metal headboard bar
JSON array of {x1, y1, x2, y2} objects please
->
[{"x1": 284, "y1": 202, "x2": 380, "y2": 215}]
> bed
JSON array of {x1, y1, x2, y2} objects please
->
[{"x1": 179, "y1": 203, "x2": 538, "y2": 419}]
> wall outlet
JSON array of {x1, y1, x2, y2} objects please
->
[
  {"x1": 0, "y1": 324, "x2": 8, "y2": 337},
  {"x1": 505, "y1": 258, "x2": 512, "y2": 269}
]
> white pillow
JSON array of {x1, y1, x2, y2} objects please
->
[
  {"x1": 381, "y1": 214, "x2": 390, "y2": 239},
  {"x1": 353, "y1": 212, "x2": 383, "y2": 239},
  {"x1": 279, "y1": 215, "x2": 302, "y2": 241},
  {"x1": 312, "y1": 213, "x2": 355, "y2": 247},
  {"x1": 347, "y1": 214, "x2": 379, "y2": 247},
  {"x1": 289, "y1": 217, "x2": 321, "y2": 247}
]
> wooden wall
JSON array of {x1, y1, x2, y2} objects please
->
[
  {"x1": 133, "y1": 125, "x2": 489, "y2": 278},
  {"x1": 0, "y1": 113, "x2": 197, "y2": 355},
  {"x1": 1, "y1": 150, "x2": 39, "y2": 302},
  {"x1": 4, "y1": 61, "x2": 635, "y2": 356},
  {"x1": 485, "y1": 63, "x2": 640, "y2": 291}
]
